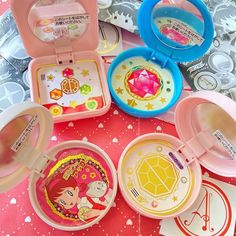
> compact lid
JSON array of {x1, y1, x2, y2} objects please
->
[
  {"x1": 138, "y1": 0, "x2": 214, "y2": 63},
  {"x1": 0, "y1": 102, "x2": 53, "y2": 193},
  {"x1": 11, "y1": 0, "x2": 99, "y2": 58},
  {"x1": 175, "y1": 91, "x2": 236, "y2": 177}
]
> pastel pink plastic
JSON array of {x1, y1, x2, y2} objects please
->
[
  {"x1": 118, "y1": 133, "x2": 202, "y2": 219},
  {"x1": 11, "y1": 0, "x2": 99, "y2": 57},
  {"x1": 175, "y1": 91, "x2": 236, "y2": 177},
  {"x1": 29, "y1": 51, "x2": 111, "y2": 123},
  {"x1": 11, "y1": 0, "x2": 111, "y2": 123}
]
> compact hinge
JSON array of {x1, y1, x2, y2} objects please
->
[
  {"x1": 31, "y1": 153, "x2": 56, "y2": 177},
  {"x1": 14, "y1": 146, "x2": 56, "y2": 178},
  {"x1": 148, "y1": 50, "x2": 170, "y2": 68},
  {"x1": 175, "y1": 130, "x2": 215, "y2": 165},
  {"x1": 55, "y1": 42, "x2": 74, "y2": 65},
  {"x1": 56, "y1": 52, "x2": 74, "y2": 66}
]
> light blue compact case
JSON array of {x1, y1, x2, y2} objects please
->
[{"x1": 108, "y1": 0, "x2": 214, "y2": 118}]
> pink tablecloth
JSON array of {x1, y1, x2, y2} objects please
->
[{"x1": 0, "y1": 2, "x2": 236, "y2": 236}]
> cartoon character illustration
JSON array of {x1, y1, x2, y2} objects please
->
[
  {"x1": 78, "y1": 181, "x2": 113, "y2": 211},
  {"x1": 179, "y1": 0, "x2": 236, "y2": 101},
  {"x1": 212, "y1": 2, "x2": 236, "y2": 35},
  {"x1": 211, "y1": 2, "x2": 236, "y2": 59},
  {"x1": 109, "y1": 11, "x2": 138, "y2": 33},
  {"x1": 46, "y1": 175, "x2": 80, "y2": 210},
  {"x1": 99, "y1": 0, "x2": 141, "y2": 33},
  {"x1": 45, "y1": 175, "x2": 104, "y2": 221}
]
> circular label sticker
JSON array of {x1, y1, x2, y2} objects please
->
[
  {"x1": 97, "y1": 22, "x2": 120, "y2": 55},
  {"x1": 112, "y1": 57, "x2": 174, "y2": 112},
  {"x1": 120, "y1": 139, "x2": 194, "y2": 217},
  {"x1": 36, "y1": 147, "x2": 115, "y2": 227},
  {"x1": 175, "y1": 180, "x2": 232, "y2": 236}
]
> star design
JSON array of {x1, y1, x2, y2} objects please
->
[
  {"x1": 70, "y1": 100, "x2": 79, "y2": 108},
  {"x1": 81, "y1": 69, "x2": 90, "y2": 77},
  {"x1": 127, "y1": 99, "x2": 138, "y2": 108},
  {"x1": 137, "y1": 150, "x2": 142, "y2": 156},
  {"x1": 172, "y1": 196, "x2": 178, "y2": 202},
  {"x1": 47, "y1": 74, "x2": 55, "y2": 81},
  {"x1": 116, "y1": 87, "x2": 123, "y2": 94},
  {"x1": 145, "y1": 103, "x2": 154, "y2": 110},
  {"x1": 160, "y1": 97, "x2": 167, "y2": 104},
  {"x1": 115, "y1": 74, "x2": 121, "y2": 80}
]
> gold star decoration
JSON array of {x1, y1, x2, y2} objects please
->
[
  {"x1": 160, "y1": 97, "x2": 167, "y2": 104},
  {"x1": 81, "y1": 69, "x2": 90, "y2": 77},
  {"x1": 116, "y1": 87, "x2": 123, "y2": 94},
  {"x1": 115, "y1": 74, "x2": 121, "y2": 80},
  {"x1": 145, "y1": 103, "x2": 154, "y2": 110},
  {"x1": 172, "y1": 196, "x2": 178, "y2": 202},
  {"x1": 127, "y1": 99, "x2": 138, "y2": 107},
  {"x1": 122, "y1": 65, "x2": 127, "y2": 70},
  {"x1": 70, "y1": 100, "x2": 79, "y2": 108},
  {"x1": 47, "y1": 74, "x2": 55, "y2": 81}
]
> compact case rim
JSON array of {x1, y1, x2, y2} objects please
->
[
  {"x1": 10, "y1": 0, "x2": 111, "y2": 123},
  {"x1": 0, "y1": 102, "x2": 118, "y2": 231},
  {"x1": 118, "y1": 90, "x2": 236, "y2": 219},
  {"x1": 107, "y1": 0, "x2": 214, "y2": 118}
]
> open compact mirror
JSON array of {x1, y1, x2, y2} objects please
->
[
  {"x1": 0, "y1": 102, "x2": 117, "y2": 231},
  {"x1": 118, "y1": 91, "x2": 236, "y2": 219},
  {"x1": 108, "y1": 0, "x2": 214, "y2": 118},
  {"x1": 11, "y1": 0, "x2": 111, "y2": 123},
  {"x1": 152, "y1": 0, "x2": 205, "y2": 49},
  {"x1": 28, "y1": 0, "x2": 89, "y2": 42},
  {"x1": 0, "y1": 115, "x2": 41, "y2": 179}
]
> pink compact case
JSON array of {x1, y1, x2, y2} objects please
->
[
  {"x1": 0, "y1": 102, "x2": 117, "y2": 231},
  {"x1": 11, "y1": 0, "x2": 111, "y2": 123},
  {"x1": 118, "y1": 91, "x2": 236, "y2": 219}
]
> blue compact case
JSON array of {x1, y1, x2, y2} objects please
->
[{"x1": 108, "y1": 0, "x2": 214, "y2": 118}]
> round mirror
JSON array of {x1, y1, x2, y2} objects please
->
[
  {"x1": 0, "y1": 115, "x2": 40, "y2": 178},
  {"x1": 151, "y1": 0, "x2": 205, "y2": 49},
  {"x1": 192, "y1": 103, "x2": 236, "y2": 161},
  {"x1": 28, "y1": 0, "x2": 90, "y2": 42}
]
